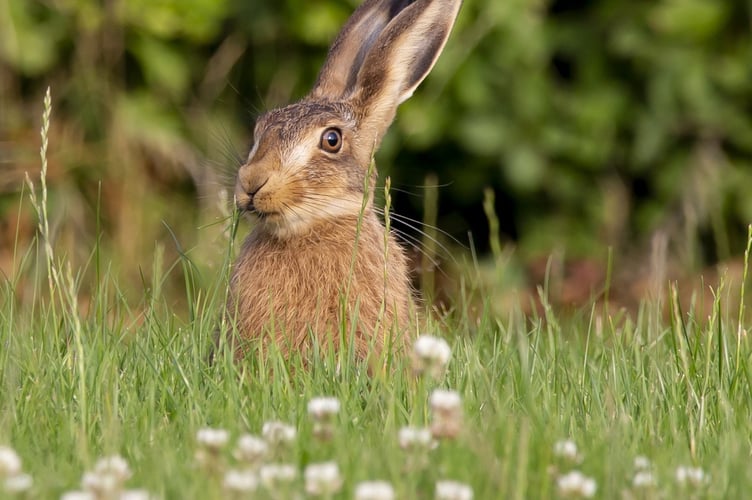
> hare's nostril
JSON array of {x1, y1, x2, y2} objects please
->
[{"x1": 247, "y1": 178, "x2": 269, "y2": 198}]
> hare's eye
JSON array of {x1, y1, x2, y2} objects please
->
[{"x1": 320, "y1": 128, "x2": 342, "y2": 153}]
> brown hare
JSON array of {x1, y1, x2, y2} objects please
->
[{"x1": 225, "y1": 0, "x2": 462, "y2": 363}]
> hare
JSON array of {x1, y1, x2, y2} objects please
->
[{"x1": 225, "y1": 0, "x2": 462, "y2": 362}]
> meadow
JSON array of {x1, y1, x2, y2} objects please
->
[{"x1": 1, "y1": 91, "x2": 752, "y2": 499}]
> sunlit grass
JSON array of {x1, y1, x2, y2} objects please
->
[{"x1": 2, "y1": 91, "x2": 752, "y2": 500}]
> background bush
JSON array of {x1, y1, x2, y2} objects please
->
[{"x1": 1, "y1": 0, "x2": 750, "y2": 303}]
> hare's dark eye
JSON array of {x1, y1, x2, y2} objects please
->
[{"x1": 320, "y1": 128, "x2": 342, "y2": 153}]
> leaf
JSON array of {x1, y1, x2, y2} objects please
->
[{"x1": 131, "y1": 35, "x2": 192, "y2": 100}]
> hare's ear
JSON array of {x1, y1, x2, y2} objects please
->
[
  {"x1": 311, "y1": 0, "x2": 415, "y2": 99},
  {"x1": 351, "y1": 0, "x2": 462, "y2": 145}
]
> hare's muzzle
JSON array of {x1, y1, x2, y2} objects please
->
[{"x1": 235, "y1": 168, "x2": 270, "y2": 211}]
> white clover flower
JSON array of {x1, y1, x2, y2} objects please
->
[
  {"x1": 82, "y1": 471, "x2": 121, "y2": 496},
  {"x1": 119, "y1": 490, "x2": 153, "y2": 500},
  {"x1": 196, "y1": 427, "x2": 230, "y2": 450},
  {"x1": 435, "y1": 480, "x2": 474, "y2": 500},
  {"x1": 632, "y1": 470, "x2": 657, "y2": 489},
  {"x1": 234, "y1": 434, "x2": 268, "y2": 464},
  {"x1": 223, "y1": 469, "x2": 259, "y2": 493},
  {"x1": 0, "y1": 447, "x2": 22, "y2": 478},
  {"x1": 429, "y1": 389, "x2": 463, "y2": 439},
  {"x1": 553, "y1": 439, "x2": 579, "y2": 462},
  {"x1": 304, "y1": 461, "x2": 343, "y2": 496},
  {"x1": 556, "y1": 470, "x2": 597, "y2": 498},
  {"x1": 93, "y1": 455, "x2": 132, "y2": 483},
  {"x1": 412, "y1": 335, "x2": 452, "y2": 378},
  {"x1": 633, "y1": 455, "x2": 651, "y2": 470},
  {"x1": 4, "y1": 473, "x2": 33, "y2": 493},
  {"x1": 429, "y1": 390, "x2": 462, "y2": 413},
  {"x1": 307, "y1": 397, "x2": 341, "y2": 420},
  {"x1": 675, "y1": 466, "x2": 709, "y2": 487},
  {"x1": 259, "y1": 463, "x2": 298, "y2": 489},
  {"x1": 60, "y1": 492, "x2": 95, "y2": 500},
  {"x1": 354, "y1": 480, "x2": 396, "y2": 500},
  {"x1": 261, "y1": 421, "x2": 296, "y2": 447},
  {"x1": 398, "y1": 427, "x2": 435, "y2": 451},
  {"x1": 307, "y1": 397, "x2": 341, "y2": 441}
]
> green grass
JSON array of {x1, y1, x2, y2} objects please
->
[{"x1": 2, "y1": 93, "x2": 752, "y2": 499}]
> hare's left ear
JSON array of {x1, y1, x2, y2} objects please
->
[
  {"x1": 311, "y1": 0, "x2": 416, "y2": 99},
  {"x1": 350, "y1": 0, "x2": 462, "y2": 146}
]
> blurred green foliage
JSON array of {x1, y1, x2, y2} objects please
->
[{"x1": 1, "y1": 0, "x2": 751, "y2": 291}]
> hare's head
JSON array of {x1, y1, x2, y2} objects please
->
[{"x1": 235, "y1": 0, "x2": 462, "y2": 239}]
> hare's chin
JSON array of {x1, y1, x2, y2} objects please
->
[{"x1": 259, "y1": 216, "x2": 314, "y2": 240}]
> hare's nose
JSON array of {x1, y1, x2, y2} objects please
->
[
  {"x1": 247, "y1": 178, "x2": 268, "y2": 199},
  {"x1": 246, "y1": 178, "x2": 269, "y2": 209}
]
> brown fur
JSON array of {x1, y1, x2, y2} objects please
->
[
  {"x1": 223, "y1": 0, "x2": 462, "y2": 363},
  {"x1": 228, "y1": 211, "x2": 413, "y2": 360}
]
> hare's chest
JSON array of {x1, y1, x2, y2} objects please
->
[{"x1": 235, "y1": 238, "x2": 354, "y2": 310}]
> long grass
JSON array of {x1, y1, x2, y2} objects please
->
[{"x1": 1, "y1": 93, "x2": 752, "y2": 499}]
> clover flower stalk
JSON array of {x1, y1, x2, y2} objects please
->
[
  {"x1": 429, "y1": 389, "x2": 463, "y2": 439},
  {"x1": 307, "y1": 397, "x2": 341, "y2": 442}
]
